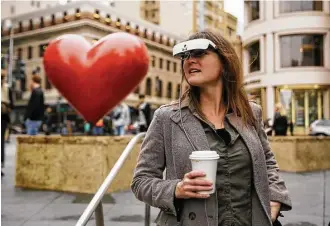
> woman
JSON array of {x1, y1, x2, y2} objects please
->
[
  {"x1": 131, "y1": 30, "x2": 292, "y2": 226},
  {"x1": 1, "y1": 75, "x2": 14, "y2": 176}
]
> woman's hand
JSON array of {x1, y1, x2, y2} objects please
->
[
  {"x1": 270, "y1": 201, "x2": 281, "y2": 222},
  {"x1": 175, "y1": 171, "x2": 213, "y2": 199}
]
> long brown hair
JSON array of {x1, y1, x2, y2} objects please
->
[{"x1": 181, "y1": 29, "x2": 256, "y2": 127}]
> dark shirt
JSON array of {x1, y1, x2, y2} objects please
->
[
  {"x1": 196, "y1": 114, "x2": 252, "y2": 226},
  {"x1": 273, "y1": 115, "x2": 288, "y2": 136},
  {"x1": 25, "y1": 87, "x2": 45, "y2": 121}
]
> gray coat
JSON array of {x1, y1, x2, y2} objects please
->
[{"x1": 131, "y1": 101, "x2": 292, "y2": 226}]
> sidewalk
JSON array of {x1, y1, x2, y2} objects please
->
[{"x1": 1, "y1": 135, "x2": 330, "y2": 226}]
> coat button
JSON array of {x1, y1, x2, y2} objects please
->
[{"x1": 188, "y1": 212, "x2": 196, "y2": 220}]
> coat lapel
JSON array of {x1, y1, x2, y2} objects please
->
[
  {"x1": 226, "y1": 113, "x2": 272, "y2": 221},
  {"x1": 226, "y1": 114, "x2": 260, "y2": 162},
  {"x1": 170, "y1": 108, "x2": 210, "y2": 178}
]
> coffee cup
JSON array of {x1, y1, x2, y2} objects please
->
[{"x1": 189, "y1": 150, "x2": 219, "y2": 194}]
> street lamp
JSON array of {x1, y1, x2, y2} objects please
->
[{"x1": 3, "y1": 19, "x2": 14, "y2": 88}]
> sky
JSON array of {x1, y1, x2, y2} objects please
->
[{"x1": 224, "y1": 0, "x2": 244, "y2": 34}]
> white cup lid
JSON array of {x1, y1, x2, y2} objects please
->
[{"x1": 189, "y1": 150, "x2": 219, "y2": 160}]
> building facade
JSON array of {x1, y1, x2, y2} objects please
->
[
  {"x1": 1, "y1": 1, "x2": 183, "y2": 125},
  {"x1": 243, "y1": 0, "x2": 330, "y2": 134}
]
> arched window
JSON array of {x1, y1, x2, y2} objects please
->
[
  {"x1": 156, "y1": 77, "x2": 163, "y2": 97},
  {"x1": 176, "y1": 84, "x2": 180, "y2": 99},
  {"x1": 145, "y1": 78, "x2": 152, "y2": 96},
  {"x1": 167, "y1": 82, "x2": 172, "y2": 98}
]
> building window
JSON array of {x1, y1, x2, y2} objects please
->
[
  {"x1": 247, "y1": 41, "x2": 260, "y2": 72},
  {"x1": 31, "y1": 0, "x2": 34, "y2": 6},
  {"x1": 176, "y1": 84, "x2": 180, "y2": 99},
  {"x1": 173, "y1": 62, "x2": 177, "y2": 73},
  {"x1": 151, "y1": 56, "x2": 156, "y2": 67},
  {"x1": 10, "y1": 5, "x2": 15, "y2": 14},
  {"x1": 36, "y1": 1, "x2": 40, "y2": 8},
  {"x1": 155, "y1": 77, "x2": 162, "y2": 97},
  {"x1": 17, "y1": 48, "x2": 22, "y2": 60},
  {"x1": 29, "y1": 19, "x2": 33, "y2": 30},
  {"x1": 159, "y1": 58, "x2": 163, "y2": 69},
  {"x1": 51, "y1": 14, "x2": 56, "y2": 25},
  {"x1": 109, "y1": 1, "x2": 115, "y2": 7},
  {"x1": 280, "y1": 34, "x2": 324, "y2": 67},
  {"x1": 18, "y1": 21, "x2": 23, "y2": 32},
  {"x1": 166, "y1": 60, "x2": 171, "y2": 71},
  {"x1": 248, "y1": 1, "x2": 260, "y2": 22},
  {"x1": 39, "y1": 44, "x2": 48, "y2": 57},
  {"x1": 227, "y1": 27, "x2": 234, "y2": 37},
  {"x1": 40, "y1": 17, "x2": 44, "y2": 28},
  {"x1": 280, "y1": 1, "x2": 323, "y2": 13},
  {"x1": 167, "y1": 82, "x2": 172, "y2": 98},
  {"x1": 28, "y1": 46, "x2": 33, "y2": 59},
  {"x1": 145, "y1": 78, "x2": 152, "y2": 95}
]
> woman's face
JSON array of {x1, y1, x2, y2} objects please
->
[{"x1": 183, "y1": 50, "x2": 222, "y2": 88}]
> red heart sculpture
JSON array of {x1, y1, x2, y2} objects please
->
[{"x1": 43, "y1": 32, "x2": 149, "y2": 124}]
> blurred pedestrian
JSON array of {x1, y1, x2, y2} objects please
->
[
  {"x1": 113, "y1": 102, "x2": 131, "y2": 136},
  {"x1": 1, "y1": 74, "x2": 14, "y2": 177},
  {"x1": 137, "y1": 94, "x2": 151, "y2": 132},
  {"x1": 84, "y1": 121, "x2": 91, "y2": 135},
  {"x1": 43, "y1": 107, "x2": 53, "y2": 135},
  {"x1": 24, "y1": 74, "x2": 45, "y2": 135},
  {"x1": 93, "y1": 118, "x2": 104, "y2": 135},
  {"x1": 273, "y1": 104, "x2": 288, "y2": 136}
]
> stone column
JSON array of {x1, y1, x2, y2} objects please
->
[
  {"x1": 266, "y1": 33, "x2": 274, "y2": 73},
  {"x1": 304, "y1": 91, "x2": 309, "y2": 129},
  {"x1": 323, "y1": 89, "x2": 330, "y2": 119},
  {"x1": 266, "y1": 85, "x2": 275, "y2": 122}
]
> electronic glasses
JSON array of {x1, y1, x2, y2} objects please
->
[{"x1": 173, "y1": 38, "x2": 217, "y2": 60}]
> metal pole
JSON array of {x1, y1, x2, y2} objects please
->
[
  {"x1": 199, "y1": 0, "x2": 205, "y2": 31},
  {"x1": 144, "y1": 204, "x2": 150, "y2": 226},
  {"x1": 95, "y1": 202, "x2": 105, "y2": 226},
  {"x1": 7, "y1": 27, "x2": 14, "y2": 88}
]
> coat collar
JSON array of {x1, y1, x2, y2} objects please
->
[{"x1": 170, "y1": 98, "x2": 261, "y2": 161}]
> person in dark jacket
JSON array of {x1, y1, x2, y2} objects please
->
[
  {"x1": 1, "y1": 74, "x2": 14, "y2": 176},
  {"x1": 24, "y1": 74, "x2": 45, "y2": 135},
  {"x1": 137, "y1": 94, "x2": 151, "y2": 132},
  {"x1": 273, "y1": 112, "x2": 288, "y2": 136}
]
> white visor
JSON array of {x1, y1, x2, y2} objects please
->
[{"x1": 173, "y1": 39, "x2": 216, "y2": 57}]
